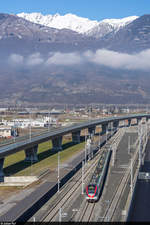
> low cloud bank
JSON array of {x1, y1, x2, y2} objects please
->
[{"x1": 9, "y1": 49, "x2": 150, "y2": 71}]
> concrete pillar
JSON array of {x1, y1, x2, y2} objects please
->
[
  {"x1": 101, "y1": 123, "x2": 108, "y2": 134},
  {"x1": 0, "y1": 158, "x2": 4, "y2": 182},
  {"x1": 72, "y1": 130, "x2": 81, "y2": 144},
  {"x1": 113, "y1": 121, "x2": 119, "y2": 130},
  {"x1": 24, "y1": 144, "x2": 38, "y2": 162},
  {"x1": 88, "y1": 126, "x2": 96, "y2": 137},
  {"x1": 137, "y1": 118, "x2": 141, "y2": 125},
  {"x1": 146, "y1": 117, "x2": 149, "y2": 122},
  {"x1": 52, "y1": 136, "x2": 62, "y2": 151},
  {"x1": 128, "y1": 119, "x2": 131, "y2": 127}
]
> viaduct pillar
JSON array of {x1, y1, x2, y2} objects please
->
[
  {"x1": 24, "y1": 144, "x2": 38, "y2": 162},
  {"x1": 72, "y1": 131, "x2": 81, "y2": 144},
  {"x1": 88, "y1": 126, "x2": 96, "y2": 137},
  {"x1": 137, "y1": 118, "x2": 141, "y2": 125},
  {"x1": 101, "y1": 123, "x2": 108, "y2": 134},
  {"x1": 128, "y1": 119, "x2": 131, "y2": 127},
  {"x1": 0, "y1": 158, "x2": 4, "y2": 182},
  {"x1": 113, "y1": 121, "x2": 119, "y2": 130},
  {"x1": 52, "y1": 136, "x2": 62, "y2": 151}
]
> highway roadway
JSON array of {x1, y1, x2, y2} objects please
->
[{"x1": 0, "y1": 113, "x2": 149, "y2": 159}]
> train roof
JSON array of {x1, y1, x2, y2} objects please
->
[{"x1": 89, "y1": 150, "x2": 109, "y2": 185}]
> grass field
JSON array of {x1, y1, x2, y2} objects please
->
[{"x1": 3, "y1": 138, "x2": 85, "y2": 176}]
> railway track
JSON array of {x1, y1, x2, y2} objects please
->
[
  {"x1": 72, "y1": 127, "x2": 127, "y2": 223},
  {"x1": 41, "y1": 145, "x2": 107, "y2": 222},
  {"x1": 101, "y1": 137, "x2": 139, "y2": 222},
  {"x1": 79, "y1": 201, "x2": 96, "y2": 222},
  {"x1": 73, "y1": 128, "x2": 126, "y2": 222},
  {"x1": 41, "y1": 130, "x2": 121, "y2": 222},
  {"x1": 28, "y1": 128, "x2": 124, "y2": 222},
  {"x1": 41, "y1": 127, "x2": 140, "y2": 223}
]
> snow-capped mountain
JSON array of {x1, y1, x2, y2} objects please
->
[
  {"x1": 86, "y1": 16, "x2": 138, "y2": 38},
  {"x1": 17, "y1": 12, "x2": 99, "y2": 34},
  {"x1": 17, "y1": 12, "x2": 138, "y2": 38},
  {"x1": 1, "y1": 12, "x2": 150, "y2": 105}
]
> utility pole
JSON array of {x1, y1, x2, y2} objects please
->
[
  {"x1": 82, "y1": 160, "x2": 84, "y2": 194},
  {"x1": 146, "y1": 121, "x2": 148, "y2": 143},
  {"x1": 139, "y1": 133, "x2": 142, "y2": 167},
  {"x1": 106, "y1": 128, "x2": 108, "y2": 143},
  {"x1": 111, "y1": 122, "x2": 113, "y2": 136},
  {"x1": 48, "y1": 110, "x2": 50, "y2": 132},
  {"x1": 29, "y1": 112, "x2": 32, "y2": 141},
  {"x1": 58, "y1": 150, "x2": 60, "y2": 193},
  {"x1": 128, "y1": 136, "x2": 131, "y2": 154},
  {"x1": 112, "y1": 145, "x2": 114, "y2": 166},
  {"x1": 91, "y1": 132, "x2": 94, "y2": 159},
  {"x1": 130, "y1": 157, "x2": 133, "y2": 194},
  {"x1": 13, "y1": 111, "x2": 16, "y2": 143},
  {"x1": 89, "y1": 137, "x2": 91, "y2": 161},
  {"x1": 99, "y1": 126, "x2": 101, "y2": 148},
  {"x1": 59, "y1": 208, "x2": 62, "y2": 222},
  {"x1": 30, "y1": 155, "x2": 32, "y2": 176},
  {"x1": 85, "y1": 130, "x2": 87, "y2": 164}
]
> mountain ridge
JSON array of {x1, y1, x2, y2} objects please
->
[
  {"x1": 0, "y1": 13, "x2": 150, "y2": 105},
  {"x1": 17, "y1": 12, "x2": 138, "y2": 38}
]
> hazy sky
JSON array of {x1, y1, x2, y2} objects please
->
[{"x1": 1, "y1": 0, "x2": 150, "y2": 20}]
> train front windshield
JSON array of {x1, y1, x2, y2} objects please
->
[{"x1": 87, "y1": 184, "x2": 96, "y2": 193}]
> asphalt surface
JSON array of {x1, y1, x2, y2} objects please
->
[{"x1": 128, "y1": 138, "x2": 150, "y2": 222}]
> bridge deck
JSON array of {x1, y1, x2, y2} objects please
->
[{"x1": 0, "y1": 114, "x2": 148, "y2": 159}]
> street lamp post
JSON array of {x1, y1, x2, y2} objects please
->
[
  {"x1": 58, "y1": 150, "x2": 60, "y2": 193},
  {"x1": 130, "y1": 157, "x2": 133, "y2": 194},
  {"x1": 59, "y1": 208, "x2": 62, "y2": 222},
  {"x1": 128, "y1": 136, "x2": 131, "y2": 155},
  {"x1": 29, "y1": 112, "x2": 32, "y2": 141},
  {"x1": 82, "y1": 160, "x2": 84, "y2": 194},
  {"x1": 106, "y1": 128, "x2": 108, "y2": 143},
  {"x1": 99, "y1": 126, "x2": 101, "y2": 148},
  {"x1": 85, "y1": 130, "x2": 87, "y2": 164},
  {"x1": 48, "y1": 110, "x2": 50, "y2": 132}
]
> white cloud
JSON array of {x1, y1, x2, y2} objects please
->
[
  {"x1": 26, "y1": 53, "x2": 44, "y2": 66},
  {"x1": 84, "y1": 49, "x2": 150, "y2": 70},
  {"x1": 9, "y1": 54, "x2": 24, "y2": 65},
  {"x1": 8, "y1": 49, "x2": 150, "y2": 71},
  {"x1": 45, "y1": 52, "x2": 83, "y2": 66}
]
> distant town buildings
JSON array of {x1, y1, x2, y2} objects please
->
[
  {"x1": 1, "y1": 116, "x2": 57, "y2": 129},
  {"x1": 0, "y1": 126, "x2": 12, "y2": 138}
]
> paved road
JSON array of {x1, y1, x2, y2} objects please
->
[{"x1": 128, "y1": 138, "x2": 150, "y2": 221}]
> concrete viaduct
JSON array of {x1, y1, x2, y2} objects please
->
[{"x1": 0, "y1": 113, "x2": 149, "y2": 181}]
